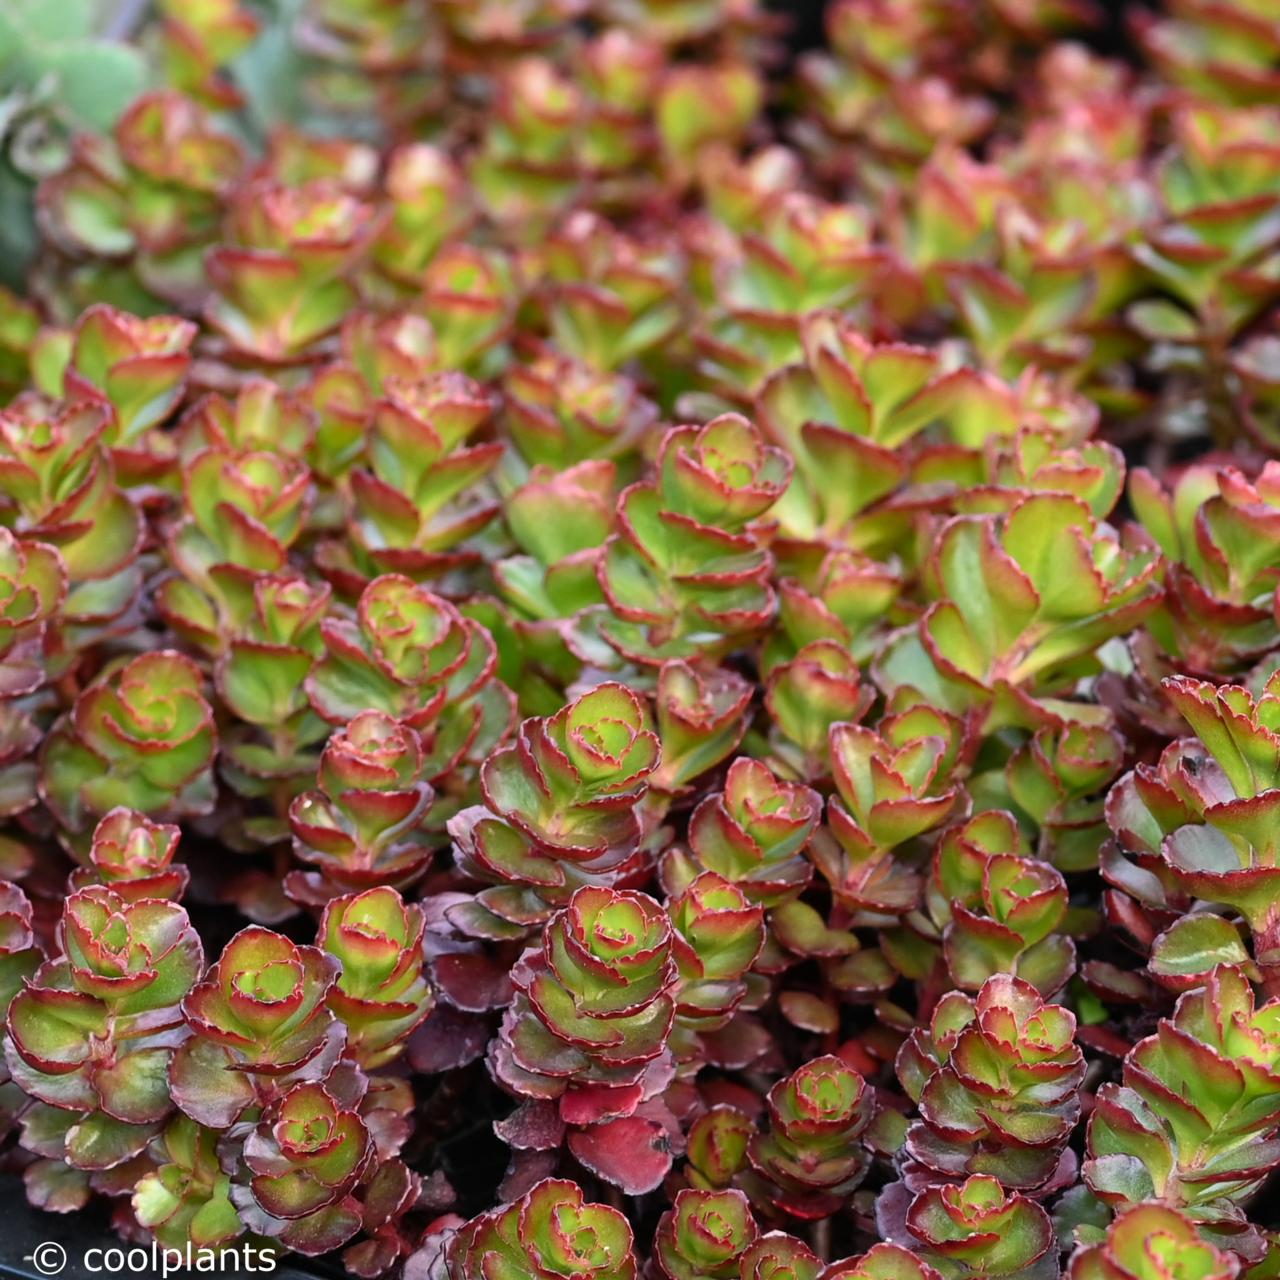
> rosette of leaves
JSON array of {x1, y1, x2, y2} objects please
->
[
  {"x1": 1129, "y1": 106, "x2": 1280, "y2": 376},
  {"x1": 765, "y1": 547, "x2": 904, "y2": 673},
  {"x1": 318, "y1": 887, "x2": 433, "y2": 1068},
  {"x1": 170, "y1": 927, "x2": 342, "y2": 1129},
  {"x1": 1085, "y1": 964, "x2": 1280, "y2": 1218},
  {"x1": 594, "y1": 414, "x2": 791, "y2": 665},
  {"x1": 5, "y1": 887, "x2": 203, "y2": 1169},
  {"x1": 685, "y1": 1106, "x2": 755, "y2": 1192},
  {"x1": 469, "y1": 59, "x2": 587, "y2": 234},
  {"x1": 204, "y1": 572, "x2": 334, "y2": 808},
  {"x1": 996, "y1": 722, "x2": 1124, "y2": 873},
  {"x1": 882, "y1": 1176, "x2": 1056, "y2": 1280},
  {"x1": 328, "y1": 371, "x2": 504, "y2": 586},
  {"x1": 40, "y1": 650, "x2": 217, "y2": 832},
  {"x1": 288, "y1": 711, "x2": 435, "y2": 901},
  {"x1": 574, "y1": 28, "x2": 664, "y2": 182},
  {"x1": 503, "y1": 345, "x2": 658, "y2": 471},
  {"x1": 704, "y1": 192, "x2": 869, "y2": 348},
  {"x1": 654, "y1": 1188, "x2": 758, "y2": 1280},
  {"x1": 205, "y1": 179, "x2": 379, "y2": 362},
  {"x1": 976, "y1": 430, "x2": 1128, "y2": 522},
  {"x1": 739, "y1": 1232, "x2": 823, "y2": 1280},
  {"x1": 896, "y1": 975, "x2": 1085, "y2": 1193},
  {"x1": 233, "y1": 1080, "x2": 373, "y2": 1256},
  {"x1": 448, "y1": 683, "x2": 659, "y2": 931},
  {"x1": 807, "y1": 715, "x2": 961, "y2": 918},
  {"x1": 919, "y1": 811, "x2": 1077, "y2": 995},
  {"x1": 167, "y1": 444, "x2": 313, "y2": 585},
  {"x1": 299, "y1": 312, "x2": 437, "y2": 492},
  {"x1": 370, "y1": 144, "x2": 471, "y2": 291},
  {"x1": 446, "y1": 1178, "x2": 637, "y2": 1280},
  {"x1": 650, "y1": 660, "x2": 752, "y2": 795},
  {"x1": 756, "y1": 314, "x2": 1017, "y2": 547},
  {"x1": 68, "y1": 808, "x2": 188, "y2": 902},
  {"x1": 1146, "y1": 673, "x2": 1280, "y2": 974},
  {"x1": 1131, "y1": 460, "x2": 1280, "y2": 672},
  {"x1": 939, "y1": 225, "x2": 1106, "y2": 384},
  {"x1": 150, "y1": 0, "x2": 260, "y2": 111},
  {"x1": 746, "y1": 1055, "x2": 874, "y2": 1219},
  {"x1": 1134, "y1": 2, "x2": 1280, "y2": 106},
  {"x1": 1068, "y1": 1203, "x2": 1240, "y2": 1280},
  {"x1": 796, "y1": 0, "x2": 993, "y2": 180},
  {"x1": 177, "y1": 376, "x2": 315, "y2": 467},
  {"x1": 36, "y1": 91, "x2": 244, "y2": 308},
  {"x1": 0, "y1": 398, "x2": 142, "y2": 628},
  {"x1": 538, "y1": 211, "x2": 684, "y2": 376},
  {"x1": 877, "y1": 494, "x2": 1161, "y2": 732},
  {"x1": 307, "y1": 573, "x2": 513, "y2": 783},
  {"x1": 491, "y1": 887, "x2": 677, "y2": 1130},
  {"x1": 418, "y1": 242, "x2": 517, "y2": 373},
  {"x1": 58, "y1": 304, "x2": 196, "y2": 457},
  {"x1": 691, "y1": 195, "x2": 880, "y2": 404},
  {"x1": 668, "y1": 873, "x2": 765, "y2": 1061},
  {"x1": 1099, "y1": 721, "x2": 1271, "y2": 991},
  {"x1": 764, "y1": 639, "x2": 875, "y2": 781},
  {"x1": 667, "y1": 758, "x2": 820, "y2": 906}
]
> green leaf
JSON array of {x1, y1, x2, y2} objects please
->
[
  {"x1": 1149, "y1": 914, "x2": 1253, "y2": 984},
  {"x1": 40, "y1": 40, "x2": 147, "y2": 130},
  {"x1": 6, "y1": 0, "x2": 95, "y2": 44}
]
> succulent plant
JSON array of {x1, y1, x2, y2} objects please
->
[
  {"x1": 5, "y1": 0, "x2": 1280, "y2": 1272},
  {"x1": 654, "y1": 1188, "x2": 758, "y2": 1280},
  {"x1": 234, "y1": 1080, "x2": 373, "y2": 1254},
  {"x1": 288, "y1": 711, "x2": 435, "y2": 901},
  {"x1": 668, "y1": 758, "x2": 820, "y2": 906},
  {"x1": 491, "y1": 887, "x2": 676, "y2": 1124},
  {"x1": 132, "y1": 1115, "x2": 243, "y2": 1251},
  {"x1": 883, "y1": 1176, "x2": 1056, "y2": 1280},
  {"x1": 449, "y1": 683, "x2": 659, "y2": 929},
  {"x1": 1069, "y1": 1203, "x2": 1240, "y2": 1280},
  {"x1": 6, "y1": 887, "x2": 203, "y2": 1167},
  {"x1": 1085, "y1": 964, "x2": 1280, "y2": 1217},
  {"x1": 205, "y1": 179, "x2": 378, "y2": 362},
  {"x1": 919, "y1": 812, "x2": 1077, "y2": 996},
  {"x1": 668, "y1": 872, "x2": 765, "y2": 1058},
  {"x1": 446, "y1": 1178, "x2": 637, "y2": 1280},
  {"x1": 69, "y1": 808, "x2": 188, "y2": 901},
  {"x1": 896, "y1": 974, "x2": 1084, "y2": 1192},
  {"x1": 307, "y1": 574, "x2": 512, "y2": 784},
  {"x1": 593, "y1": 414, "x2": 791, "y2": 665},
  {"x1": 40, "y1": 650, "x2": 217, "y2": 831},
  {"x1": 318, "y1": 886, "x2": 433, "y2": 1067},
  {"x1": 877, "y1": 495, "x2": 1161, "y2": 731},
  {"x1": 807, "y1": 716, "x2": 960, "y2": 918},
  {"x1": 170, "y1": 927, "x2": 341, "y2": 1128},
  {"x1": 747, "y1": 1055, "x2": 874, "y2": 1219}
]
